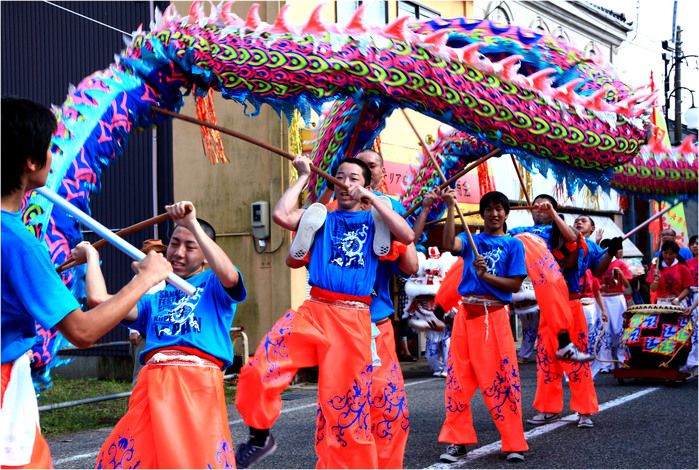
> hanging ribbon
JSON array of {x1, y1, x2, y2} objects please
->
[{"x1": 195, "y1": 87, "x2": 228, "y2": 164}]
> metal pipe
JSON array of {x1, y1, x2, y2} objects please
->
[
  {"x1": 58, "y1": 341, "x2": 130, "y2": 352},
  {"x1": 38, "y1": 392, "x2": 132, "y2": 412},
  {"x1": 674, "y1": 26, "x2": 683, "y2": 144}
]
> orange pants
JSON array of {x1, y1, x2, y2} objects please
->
[
  {"x1": 533, "y1": 299, "x2": 599, "y2": 415},
  {"x1": 236, "y1": 298, "x2": 377, "y2": 469},
  {"x1": 315, "y1": 319, "x2": 409, "y2": 469},
  {"x1": 514, "y1": 233, "x2": 573, "y2": 340},
  {"x1": 438, "y1": 302, "x2": 528, "y2": 453},
  {"x1": 1, "y1": 363, "x2": 53, "y2": 469},
  {"x1": 95, "y1": 363, "x2": 234, "y2": 468}
]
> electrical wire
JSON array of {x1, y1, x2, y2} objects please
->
[
  {"x1": 42, "y1": 1, "x2": 131, "y2": 36},
  {"x1": 253, "y1": 236, "x2": 285, "y2": 254}
]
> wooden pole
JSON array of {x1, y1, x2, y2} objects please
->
[
  {"x1": 401, "y1": 109, "x2": 479, "y2": 255},
  {"x1": 510, "y1": 155, "x2": 533, "y2": 206},
  {"x1": 402, "y1": 147, "x2": 503, "y2": 219},
  {"x1": 152, "y1": 107, "x2": 357, "y2": 197},
  {"x1": 622, "y1": 201, "x2": 680, "y2": 241},
  {"x1": 425, "y1": 206, "x2": 536, "y2": 227},
  {"x1": 345, "y1": 101, "x2": 370, "y2": 159},
  {"x1": 56, "y1": 212, "x2": 172, "y2": 273}
]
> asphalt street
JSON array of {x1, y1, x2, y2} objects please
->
[{"x1": 48, "y1": 359, "x2": 698, "y2": 469}]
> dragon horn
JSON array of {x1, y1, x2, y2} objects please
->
[
  {"x1": 494, "y1": 54, "x2": 522, "y2": 82},
  {"x1": 244, "y1": 3, "x2": 261, "y2": 30},
  {"x1": 526, "y1": 67, "x2": 556, "y2": 92},
  {"x1": 420, "y1": 30, "x2": 449, "y2": 48},
  {"x1": 266, "y1": 3, "x2": 295, "y2": 34},
  {"x1": 221, "y1": 1, "x2": 243, "y2": 27},
  {"x1": 382, "y1": 15, "x2": 413, "y2": 42},
  {"x1": 163, "y1": 3, "x2": 177, "y2": 21},
  {"x1": 553, "y1": 77, "x2": 584, "y2": 104},
  {"x1": 585, "y1": 88, "x2": 616, "y2": 113},
  {"x1": 301, "y1": 4, "x2": 330, "y2": 36},
  {"x1": 188, "y1": 1, "x2": 205, "y2": 23},
  {"x1": 460, "y1": 41, "x2": 487, "y2": 65},
  {"x1": 677, "y1": 135, "x2": 698, "y2": 156},
  {"x1": 343, "y1": 4, "x2": 369, "y2": 35}
]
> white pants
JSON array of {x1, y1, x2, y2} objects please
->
[
  {"x1": 517, "y1": 311, "x2": 539, "y2": 360},
  {"x1": 591, "y1": 294, "x2": 627, "y2": 377},
  {"x1": 425, "y1": 324, "x2": 451, "y2": 374}
]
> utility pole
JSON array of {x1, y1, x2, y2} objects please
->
[{"x1": 674, "y1": 26, "x2": 683, "y2": 144}]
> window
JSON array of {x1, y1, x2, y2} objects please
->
[
  {"x1": 337, "y1": 1, "x2": 388, "y2": 25},
  {"x1": 489, "y1": 6, "x2": 511, "y2": 24},
  {"x1": 397, "y1": 1, "x2": 440, "y2": 20}
]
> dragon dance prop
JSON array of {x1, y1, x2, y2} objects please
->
[{"x1": 18, "y1": 2, "x2": 655, "y2": 388}]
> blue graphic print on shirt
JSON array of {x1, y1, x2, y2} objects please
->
[
  {"x1": 308, "y1": 210, "x2": 378, "y2": 297},
  {"x1": 125, "y1": 269, "x2": 246, "y2": 370},
  {"x1": 456, "y1": 232, "x2": 527, "y2": 302}
]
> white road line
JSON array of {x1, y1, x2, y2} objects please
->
[
  {"x1": 53, "y1": 377, "x2": 442, "y2": 466},
  {"x1": 427, "y1": 386, "x2": 661, "y2": 468}
]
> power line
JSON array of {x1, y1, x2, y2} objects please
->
[{"x1": 42, "y1": 1, "x2": 131, "y2": 36}]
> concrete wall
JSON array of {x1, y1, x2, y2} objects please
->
[{"x1": 171, "y1": 1, "x2": 295, "y2": 347}]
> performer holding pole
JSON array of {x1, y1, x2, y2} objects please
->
[
  {"x1": 1, "y1": 97, "x2": 171, "y2": 469},
  {"x1": 438, "y1": 189, "x2": 528, "y2": 463},
  {"x1": 234, "y1": 155, "x2": 414, "y2": 469},
  {"x1": 77, "y1": 201, "x2": 248, "y2": 469}
]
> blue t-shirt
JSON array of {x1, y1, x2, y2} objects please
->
[
  {"x1": 456, "y1": 232, "x2": 527, "y2": 302},
  {"x1": 370, "y1": 259, "x2": 407, "y2": 322},
  {"x1": 308, "y1": 209, "x2": 378, "y2": 297},
  {"x1": 125, "y1": 269, "x2": 247, "y2": 369},
  {"x1": 509, "y1": 225, "x2": 552, "y2": 245},
  {"x1": 562, "y1": 239, "x2": 607, "y2": 293},
  {"x1": 1, "y1": 210, "x2": 80, "y2": 363},
  {"x1": 371, "y1": 191, "x2": 410, "y2": 321},
  {"x1": 654, "y1": 247, "x2": 693, "y2": 260}
]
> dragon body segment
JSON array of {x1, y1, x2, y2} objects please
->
[{"x1": 16, "y1": 2, "x2": 690, "y2": 388}]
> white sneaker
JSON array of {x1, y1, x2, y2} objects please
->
[
  {"x1": 440, "y1": 444, "x2": 467, "y2": 462},
  {"x1": 506, "y1": 452, "x2": 525, "y2": 462},
  {"x1": 577, "y1": 414, "x2": 593, "y2": 428},
  {"x1": 371, "y1": 196, "x2": 392, "y2": 256},
  {"x1": 555, "y1": 342, "x2": 593, "y2": 363},
  {"x1": 527, "y1": 412, "x2": 560, "y2": 425},
  {"x1": 289, "y1": 203, "x2": 327, "y2": 260}
]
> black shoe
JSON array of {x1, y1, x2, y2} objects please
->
[
  {"x1": 440, "y1": 443, "x2": 467, "y2": 462},
  {"x1": 235, "y1": 434, "x2": 277, "y2": 469}
]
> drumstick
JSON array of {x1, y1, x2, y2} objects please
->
[
  {"x1": 36, "y1": 187, "x2": 196, "y2": 296},
  {"x1": 401, "y1": 109, "x2": 478, "y2": 256},
  {"x1": 345, "y1": 101, "x2": 370, "y2": 159},
  {"x1": 152, "y1": 107, "x2": 370, "y2": 204},
  {"x1": 56, "y1": 212, "x2": 172, "y2": 273}
]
